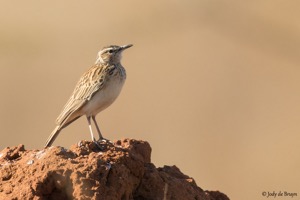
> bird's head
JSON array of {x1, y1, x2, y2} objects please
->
[{"x1": 95, "y1": 44, "x2": 133, "y2": 64}]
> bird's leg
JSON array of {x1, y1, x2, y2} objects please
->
[
  {"x1": 86, "y1": 116, "x2": 96, "y2": 142},
  {"x1": 92, "y1": 116, "x2": 104, "y2": 140},
  {"x1": 87, "y1": 116, "x2": 104, "y2": 150},
  {"x1": 92, "y1": 116, "x2": 111, "y2": 143}
]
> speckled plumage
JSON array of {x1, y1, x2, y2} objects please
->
[{"x1": 45, "y1": 44, "x2": 132, "y2": 147}]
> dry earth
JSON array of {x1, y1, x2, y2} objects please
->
[{"x1": 0, "y1": 138, "x2": 229, "y2": 200}]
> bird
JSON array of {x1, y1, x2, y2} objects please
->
[{"x1": 45, "y1": 44, "x2": 133, "y2": 147}]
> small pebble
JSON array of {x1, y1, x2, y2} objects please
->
[{"x1": 27, "y1": 160, "x2": 34, "y2": 165}]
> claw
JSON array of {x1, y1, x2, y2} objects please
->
[
  {"x1": 99, "y1": 138, "x2": 113, "y2": 144},
  {"x1": 93, "y1": 140, "x2": 104, "y2": 150}
]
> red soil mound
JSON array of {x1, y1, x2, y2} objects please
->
[{"x1": 0, "y1": 139, "x2": 229, "y2": 200}]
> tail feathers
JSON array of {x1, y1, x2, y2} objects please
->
[
  {"x1": 45, "y1": 126, "x2": 61, "y2": 147},
  {"x1": 45, "y1": 115, "x2": 82, "y2": 148}
]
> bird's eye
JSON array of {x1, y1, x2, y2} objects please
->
[{"x1": 108, "y1": 50, "x2": 114, "y2": 54}]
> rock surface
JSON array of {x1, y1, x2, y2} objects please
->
[{"x1": 0, "y1": 139, "x2": 229, "y2": 200}]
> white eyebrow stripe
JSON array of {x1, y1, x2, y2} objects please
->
[{"x1": 95, "y1": 47, "x2": 116, "y2": 64}]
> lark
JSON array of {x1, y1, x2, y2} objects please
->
[{"x1": 45, "y1": 44, "x2": 132, "y2": 147}]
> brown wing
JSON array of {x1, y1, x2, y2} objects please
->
[{"x1": 55, "y1": 64, "x2": 109, "y2": 126}]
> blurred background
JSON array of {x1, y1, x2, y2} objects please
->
[{"x1": 1, "y1": 1, "x2": 300, "y2": 199}]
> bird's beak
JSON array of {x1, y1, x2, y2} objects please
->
[{"x1": 120, "y1": 44, "x2": 133, "y2": 50}]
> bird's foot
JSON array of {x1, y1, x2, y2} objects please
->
[
  {"x1": 92, "y1": 138, "x2": 104, "y2": 150},
  {"x1": 98, "y1": 137, "x2": 113, "y2": 144}
]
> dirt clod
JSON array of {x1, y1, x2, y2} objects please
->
[{"x1": 0, "y1": 138, "x2": 229, "y2": 200}]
